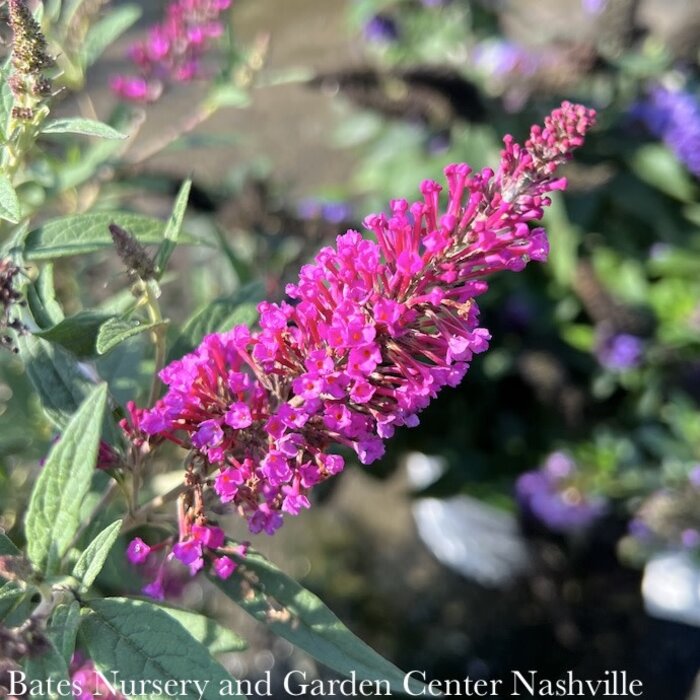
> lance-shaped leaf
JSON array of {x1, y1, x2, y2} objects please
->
[
  {"x1": 26, "y1": 264, "x2": 65, "y2": 329},
  {"x1": 153, "y1": 179, "x2": 191, "y2": 278},
  {"x1": 96, "y1": 317, "x2": 166, "y2": 356},
  {"x1": 25, "y1": 384, "x2": 108, "y2": 573},
  {"x1": 81, "y1": 598, "x2": 246, "y2": 700},
  {"x1": 72, "y1": 519, "x2": 122, "y2": 591},
  {"x1": 47, "y1": 602, "x2": 81, "y2": 666},
  {"x1": 41, "y1": 118, "x2": 126, "y2": 140},
  {"x1": 18, "y1": 335, "x2": 93, "y2": 428},
  {"x1": 83, "y1": 5, "x2": 141, "y2": 67},
  {"x1": 211, "y1": 549, "x2": 427, "y2": 696},
  {"x1": 24, "y1": 212, "x2": 201, "y2": 260}
]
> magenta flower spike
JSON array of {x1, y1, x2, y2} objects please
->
[{"x1": 136, "y1": 102, "x2": 595, "y2": 553}]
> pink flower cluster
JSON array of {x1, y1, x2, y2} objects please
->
[
  {"x1": 138, "y1": 102, "x2": 595, "y2": 542},
  {"x1": 110, "y1": 0, "x2": 232, "y2": 102}
]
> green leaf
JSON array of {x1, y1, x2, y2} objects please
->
[
  {"x1": 47, "y1": 602, "x2": 81, "y2": 666},
  {"x1": 26, "y1": 264, "x2": 65, "y2": 329},
  {"x1": 25, "y1": 384, "x2": 108, "y2": 573},
  {"x1": 72, "y1": 520, "x2": 122, "y2": 591},
  {"x1": 82, "y1": 5, "x2": 142, "y2": 67},
  {"x1": 81, "y1": 598, "x2": 245, "y2": 700},
  {"x1": 0, "y1": 583, "x2": 24, "y2": 622},
  {"x1": 630, "y1": 144, "x2": 697, "y2": 203},
  {"x1": 0, "y1": 174, "x2": 21, "y2": 223},
  {"x1": 0, "y1": 533, "x2": 19, "y2": 556},
  {"x1": 35, "y1": 311, "x2": 114, "y2": 358},
  {"x1": 24, "y1": 211, "x2": 201, "y2": 260},
  {"x1": 96, "y1": 317, "x2": 165, "y2": 355},
  {"x1": 155, "y1": 604, "x2": 247, "y2": 654},
  {"x1": 212, "y1": 549, "x2": 427, "y2": 696},
  {"x1": 153, "y1": 179, "x2": 191, "y2": 278},
  {"x1": 204, "y1": 85, "x2": 252, "y2": 111},
  {"x1": 561, "y1": 324, "x2": 595, "y2": 352},
  {"x1": 168, "y1": 281, "x2": 263, "y2": 362},
  {"x1": 18, "y1": 334, "x2": 94, "y2": 428},
  {"x1": 41, "y1": 118, "x2": 126, "y2": 140},
  {"x1": 60, "y1": 0, "x2": 90, "y2": 28},
  {"x1": 24, "y1": 639, "x2": 71, "y2": 700}
]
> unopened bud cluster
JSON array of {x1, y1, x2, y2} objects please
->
[
  {"x1": 7, "y1": 0, "x2": 54, "y2": 123},
  {"x1": 0, "y1": 259, "x2": 27, "y2": 353}
]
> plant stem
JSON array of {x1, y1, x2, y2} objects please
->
[
  {"x1": 144, "y1": 280, "x2": 166, "y2": 407},
  {"x1": 120, "y1": 482, "x2": 187, "y2": 534}
]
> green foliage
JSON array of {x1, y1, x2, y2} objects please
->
[
  {"x1": 18, "y1": 335, "x2": 94, "y2": 428},
  {"x1": 82, "y1": 5, "x2": 142, "y2": 68},
  {"x1": 212, "y1": 548, "x2": 427, "y2": 695},
  {"x1": 47, "y1": 602, "x2": 81, "y2": 666},
  {"x1": 96, "y1": 318, "x2": 166, "y2": 356},
  {"x1": 23, "y1": 212, "x2": 198, "y2": 260},
  {"x1": 41, "y1": 118, "x2": 127, "y2": 140},
  {"x1": 153, "y1": 179, "x2": 192, "y2": 278},
  {"x1": 0, "y1": 584, "x2": 25, "y2": 622},
  {"x1": 0, "y1": 175, "x2": 21, "y2": 223},
  {"x1": 25, "y1": 384, "x2": 108, "y2": 573},
  {"x1": 35, "y1": 311, "x2": 115, "y2": 358},
  {"x1": 24, "y1": 639, "x2": 71, "y2": 700},
  {"x1": 80, "y1": 598, "x2": 246, "y2": 700},
  {"x1": 168, "y1": 281, "x2": 263, "y2": 361},
  {"x1": 155, "y1": 605, "x2": 248, "y2": 655},
  {"x1": 72, "y1": 520, "x2": 122, "y2": 591}
]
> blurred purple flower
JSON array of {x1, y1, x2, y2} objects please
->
[
  {"x1": 426, "y1": 132, "x2": 451, "y2": 155},
  {"x1": 681, "y1": 528, "x2": 700, "y2": 550},
  {"x1": 363, "y1": 14, "x2": 399, "y2": 43},
  {"x1": 689, "y1": 465, "x2": 700, "y2": 489},
  {"x1": 471, "y1": 39, "x2": 539, "y2": 77},
  {"x1": 516, "y1": 452, "x2": 606, "y2": 533},
  {"x1": 649, "y1": 242, "x2": 671, "y2": 260},
  {"x1": 632, "y1": 85, "x2": 700, "y2": 177},
  {"x1": 581, "y1": 0, "x2": 606, "y2": 15},
  {"x1": 296, "y1": 198, "x2": 352, "y2": 223},
  {"x1": 596, "y1": 333, "x2": 644, "y2": 371},
  {"x1": 628, "y1": 517, "x2": 653, "y2": 542}
]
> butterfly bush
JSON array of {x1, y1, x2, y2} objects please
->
[
  {"x1": 110, "y1": 0, "x2": 232, "y2": 102},
  {"x1": 130, "y1": 102, "x2": 595, "y2": 587}
]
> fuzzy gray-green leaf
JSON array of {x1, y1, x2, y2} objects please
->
[
  {"x1": 72, "y1": 519, "x2": 122, "y2": 591},
  {"x1": 18, "y1": 334, "x2": 94, "y2": 428},
  {"x1": 81, "y1": 598, "x2": 246, "y2": 700},
  {"x1": 47, "y1": 602, "x2": 81, "y2": 666},
  {"x1": 25, "y1": 384, "x2": 108, "y2": 573}
]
